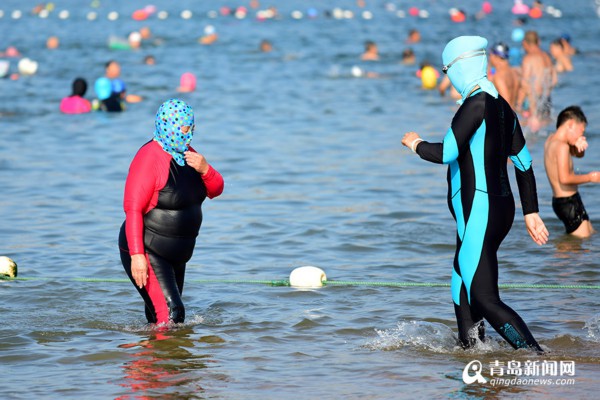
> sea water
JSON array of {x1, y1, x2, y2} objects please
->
[{"x1": 1, "y1": 1, "x2": 599, "y2": 399}]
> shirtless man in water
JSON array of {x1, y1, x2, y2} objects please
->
[
  {"x1": 489, "y1": 42, "x2": 520, "y2": 108},
  {"x1": 516, "y1": 31, "x2": 557, "y2": 131},
  {"x1": 544, "y1": 106, "x2": 600, "y2": 237}
]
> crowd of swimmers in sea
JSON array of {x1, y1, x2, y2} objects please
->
[{"x1": 0, "y1": 0, "x2": 597, "y2": 238}]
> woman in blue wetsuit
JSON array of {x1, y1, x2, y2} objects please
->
[{"x1": 402, "y1": 36, "x2": 549, "y2": 351}]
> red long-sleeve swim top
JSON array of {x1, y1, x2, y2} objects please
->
[{"x1": 123, "y1": 140, "x2": 224, "y2": 255}]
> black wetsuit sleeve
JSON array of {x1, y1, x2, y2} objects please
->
[
  {"x1": 509, "y1": 116, "x2": 539, "y2": 215},
  {"x1": 416, "y1": 95, "x2": 485, "y2": 165}
]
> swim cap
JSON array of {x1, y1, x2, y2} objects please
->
[
  {"x1": 128, "y1": 31, "x2": 142, "y2": 43},
  {"x1": 491, "y1": 42, "x2": 509, "y2": 59},
  {"x1": 442, "y1": 36, "x2": 498, "y2": 105},
  {"x1": 153, "y1": 99, "x2": 195, "y2": 166},
  {"x1": 204, "y1": 25, "x2": 216, "y2": 35},
  {"x1": 94, "y1": 77, "x2": 112, "y2": 100},
  {"x1": 179, "y1": 72, "x2": 197, "y2": 92},
  {"x1": 72, "y1": 77, "x2": 88, "y2": 97},
  {"x1": 511, "y1": 28, "x2": 525, "y2": 42}
]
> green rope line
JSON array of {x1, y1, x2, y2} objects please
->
[{"x1": 1, "y1": 275, "x2": 599, "y2": 289}]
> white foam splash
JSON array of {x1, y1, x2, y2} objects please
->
[
  {"x1": 368, "y1": 320, "x2": 503, "y2": 353},
  {"x1": 583, "y1": 314, "x2": 600, "y2": 342},
  {"x1": 369, "y1": 320, "x2": 460, "y2": 353}
]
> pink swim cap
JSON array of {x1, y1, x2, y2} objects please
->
[{"x1": 179, "y1": 72, "x2": 197, "y2": 92}]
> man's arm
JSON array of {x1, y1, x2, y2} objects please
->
[{"x1": 556, "y1": 142, "x2": 597, "y2": 185}]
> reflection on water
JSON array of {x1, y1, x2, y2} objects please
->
[{"x1": 116, "y1": 328, "x2": 226, "y2": 399}]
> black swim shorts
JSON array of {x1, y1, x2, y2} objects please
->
[{"x1": 552, "y1": 192, "x2": 589, "y2": 233}]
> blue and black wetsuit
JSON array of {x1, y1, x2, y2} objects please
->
[{"x1": 415, "y1": 90, "x2": 543, "y2": 351}]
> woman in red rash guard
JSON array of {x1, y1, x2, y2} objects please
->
[{"x1": 119, "y1": 98, "x2": 224, "y2": 326}]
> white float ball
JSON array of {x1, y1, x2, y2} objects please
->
[
  {"x1": 158, "y1": 11, "x2": 168, "y2": 20},
  {"x1": 289, "y1": 266, "x2": 327, "y2": 288},
  {"x1": 0, "y1": 256, "x2": 18, "y2": 278},
  {"x1": 108, "y1": 11, "x2": 119, "y2": 21}
]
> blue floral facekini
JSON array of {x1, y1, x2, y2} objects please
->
[{"x1": 153, "y1": 99, "x2": 195, "y2": 166}]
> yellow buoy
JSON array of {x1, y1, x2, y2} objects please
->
[{"x1": 421, "y1": 65, "x2": 438, "y2": 89}]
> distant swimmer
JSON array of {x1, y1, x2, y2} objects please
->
[
  {"x1": 259, "y1": 39, "x2": 273, "y2": 53},
  {"x1": 361, "y1": 40, "x2": 379, "y2": 61},
  {"x1": 544, "y1": 106, "x2": 599, "y2": 237},
  {"x1": 489, "y1": 42, "x2": 521, "y2": 108},
  {"x1": 60, "y1": 77, "x2": 92, "y2": 114},
  {"x1": 177, "y1": 72, "x2": 197, "y2": 93},
  {"x1": 516, "y1": 31, "x2": 557, "y2": 131},
  {"x1": 401, "y1": 48, "x2": 416, "y2": 65},
  {"x1": 438, "y1": 75, "x2": 461, "y2": 100},
  {"x1": 46, "y1": 36, "x2": 59, "y2": 49},
  {"x1": 118, "y1": 99, "x2": 224, "y2": 325},
  {"x1": 549, "y1": 39, "x2": 573, "y2": 73},
  {"x1": 406, "y1": 29, "x2": 421, "y2": 44},
  {"x1": 199, "y1": 25, "x2": 218, "y2": 45},
  {"x1": 94, "y1": 77, "x2": 124, "y2": 112},
  {"x1": 104, "y1": 60, "x2": 143, "y2": 103},
  {"x1": 402, "y1": 36, "x2": 547, "y2": 352}
]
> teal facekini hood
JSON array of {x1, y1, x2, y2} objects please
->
[
  {"x1": 153, "y1": 99, "x2": 195, "y2": 166},
  {"x1": 442, "y1": 36, "x2": 498, "y2": 105}
]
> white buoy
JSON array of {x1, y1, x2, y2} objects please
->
[
  {"x1": 108, "y1": 11, "x2": 119, "y2": 21},
  {"x1": 18, "y1": 58, "x2": 38, "y2": 75},
  {"x1": 58, "y1": 10, "x2": 69, "y2": 19},
  {"x1": 0, "y1": 256, "x2": 17, "y2": 278},
  {"x1": 181, "y1": 10, "x2": 192, "y2": 19},
  {"x1": 38, "y1": 9, "x2": 49, "y2": 18},
  {"x1": 158, "y1": 10, "x2": 169, "y2": 20},
  {"x1": 351, "y1": 65, "x2": 363, "y2": 77},
  {"x1": 87, "y1": 11, "x2": 97, "y2": 21},
  {"x1": 289, "y1": 266, "x2": 327, "y2": 288},
  {"x1": 11, "y1": 10, "x2": 22, "y2": 19}
]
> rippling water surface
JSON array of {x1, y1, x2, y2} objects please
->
[{"x1": 1, "y1": 1, "x2": 599, "y2": 399}]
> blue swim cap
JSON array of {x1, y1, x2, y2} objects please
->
[
  {"x1": 111, "y1": 78, "x2": 126, "y2": 94},
  {"x1": 442, "y1": 36, "x2": 498, "y2": 104},
  {"x1": 511, "y1": 28, "x2": 525, "y2": 43},
  {"x1": 94, "y1": 77, "x2": 113, "y2": 100},
  {"x1": 491, "y1": 42, "x2": 509, "y2": 59},
  {"x1": 560, "y1": 32, "x2": 571, "y2": 42}
]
